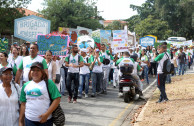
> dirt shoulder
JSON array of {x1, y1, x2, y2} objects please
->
[{"x1": 134, "y1": 74, "x2": 194, "y2": 126}]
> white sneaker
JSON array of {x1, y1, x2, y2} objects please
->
[
  {"x1": 85, "y1": 94, "x2": 88, "y2": 98},
  {"x1": 118, "y1": 92, "x2": 123, "y2": 98}
]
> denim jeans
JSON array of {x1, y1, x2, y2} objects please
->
[
  {"x1": 174, "y1": 67, "x2": 178, "y2": 76},
  {"x1": 25, "y1": 117, "x2": 53, "y2": 126},
  {"x1": 143, "y1": 65, "x2": 149, "y2": 84},
  {"x1": 184, "y1": 59, "x2": 188, "y2": 71},
  {"x1": 66, "y1": 72, "x2": 79, "y2": 99},
  {"x1": 78, "y1": 74, "x2": 90, "y2": 96},
  {"x1": 166, "y1": 74, "x2": 171, "y2": 83},
  {"x1": 179, "y1": 63, "x2": 185, "y2": 75},
  {"x1": 92, "y1": 72, "x2": 103, "y2": 95},
  {"x1": 102, "y1": 67, "x2": 110, "y2": 91},
  {"x1": 157, "y1": 74, "x2": 168, "y2": 101}
]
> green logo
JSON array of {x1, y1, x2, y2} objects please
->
[{"x1": 27, "y1": 88, "x2": 43, "y2": 97}]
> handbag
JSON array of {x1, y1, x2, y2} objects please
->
[
  {"x1": 55, "y1": 74, "x2": 61, "y2": 84},
  {"x1": 103, "y1": 58, "x2": 110, "y2": 65},
  {"x1": 45, "y1": 80, "x2": 65, "y2": 126}
]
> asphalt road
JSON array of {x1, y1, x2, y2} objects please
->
[{"x1": 60, "y1": 76, "x2": 157, "y2": 126}]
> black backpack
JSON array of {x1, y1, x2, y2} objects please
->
[{"x1": 162, "y1": 52, "x2": 174, "y2": 74}]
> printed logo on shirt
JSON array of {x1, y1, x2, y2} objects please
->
[
  {"x1": 26, "y1": 63, "x2": 32, "y2": 68},
  {"x1": 123, "y1": 60, "x2": 131, "y2": 63},
  {"x1": 95, "y1": 62, "x2": 98, "y2": 65},
  {"x1": 26, "y1": 88, "x2": 43, "y2": 97},
  {"x1": 71, "y1": 59, "x2": 76, "y2": 63}
]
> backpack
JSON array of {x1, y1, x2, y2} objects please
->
[{"x1": 162, "y1": 52, "x2": 174, "y2": 74}]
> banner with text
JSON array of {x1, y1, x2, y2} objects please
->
[
  {"x1": 112, "y1": 30, "x2": 128, "y2": 53},
  {"x1": 140, "y1": 36, "x2": 155, "y2": 47},
  {"x1": 37, "y1": 35, "x2": 69, "y2": 56}
]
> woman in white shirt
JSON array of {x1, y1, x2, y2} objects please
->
[
  {"x1": 9, "y1": 47, "x2": 23, "y2": 69},
  {"x1": 45, "y1": 50, "x2": 57, "y2": 83},
  {"x1": 0, "y1": 67, "x2": 20, "y2": 126},
  {"x1": 19, "y1": 62, "x2": 61, "y2": 126}
]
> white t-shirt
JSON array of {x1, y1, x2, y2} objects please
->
[
  {"x1": 100, "y1": 51, "x2": 111, "y2": 67},
  {"x1": 155, "y1": 52, "x2": 170, "y2": 74},
  {"x1": 80, "y1": 56, "x2": 90, "y2": 74},
  {"x1": 66, "y1": 54, "x2": 81, "y2": 73},
  {"x1": 55, "y1": 58, "x2": 65, "y2": 74},
  {"x1": 9, "y1": 56, "x2": 23, "y2": 69},
  {"x1": 22, "y1": 80, "x2": 51, "y2": 121},
  {"x1": 0, "y1": 83, "x2": 20, "y2": 126},
  {"x1": 92, "y1": 57, "x2": 103, "y2": 73},
  {"x1": 19, "y1": 56, "x2": 47, "y2": 82},
  {"x1": 141, "y1": 55, "x2": 148, "y2": 66}
]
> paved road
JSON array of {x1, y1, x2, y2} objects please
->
[{"x1": 60, "y1": 76, "x2": 157, "y2": 126}]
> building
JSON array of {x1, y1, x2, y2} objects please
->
[{"x1": 103, "y1": 20, "x2": 127, "y2": 28}]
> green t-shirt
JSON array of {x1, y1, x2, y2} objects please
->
[{"x1": 88, "y1": 55, "x2": 103, "y2": 64}]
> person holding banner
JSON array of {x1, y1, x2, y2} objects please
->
[
  {"x1": 65, "y1": 45, "x2": 84, "y2": 103},
  {"x1": 100, "y1": 44, "x2": 114, "y2": 94}
]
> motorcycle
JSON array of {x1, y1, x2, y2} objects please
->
[{"x1": 119, "y1": 64, "x2": 140, "y2": 103}]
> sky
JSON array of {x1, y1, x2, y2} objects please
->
[{"x1": 27, "y1": 0, "x2": 146, "y2": 20}]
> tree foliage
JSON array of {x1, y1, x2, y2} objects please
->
[
  {"x1": 0, "y1": 0, "x2": 31, "y2": 34},
  {"x1": 134, "y1": 15, "x2": 172, "y2": 40},
  {"x1": 41, "y1": 0, "x2": 103, "y2": 31},
  {"x1": 128, "y1": 0, "x2": 194, "y2": 39}
]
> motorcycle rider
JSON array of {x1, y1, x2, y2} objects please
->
[{"x1": 116, "y1": 52, "x2": 145, "y2": 99}]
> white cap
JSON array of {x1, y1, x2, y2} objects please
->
[{"x1": 80, "y1": 48, "x2": 88, "y2": 53}]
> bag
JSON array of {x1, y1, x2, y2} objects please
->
[
  {"x1": 162, "y1": 52, "x2": 174, "y2": 74},
  {"x1": 45, "y1": 80, "x2": 65, "y2": 126},
  {"x1": 103, "y1": 58, "x2": 110, "y2": 65},
  {"x1": 55, "y1": 74, "x2": 61, "y2": 84}
]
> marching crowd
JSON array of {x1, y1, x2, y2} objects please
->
[{"x1": 0, "y1": 41, "x2": 193, "y2": 126}]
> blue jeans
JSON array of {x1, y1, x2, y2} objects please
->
[
  {"x1": 166, "y1": 74, "x2": 171, "y2": 83},
  {"x1": 66, "y1": 72, "x2": 79, "y2": 99},
  {"x1": 157, "y1": 74, "x2": 168, "y2": 101},
  {"x1": 92, "y1": 72, "x2": 103, "y2": 94},
  {"x1": 174, "y1": 67, "x2": 178, "y2": 76},
  {"x1": 179, "y1": 63, "x2": 185, "y2": 75},
  {"x1": 25, "y1": 117, "x2": 53, "y2": 126},
  {"x1": 143, "y1": 65, "x2": 149, "y2": 84},
  {"x1": 184, "y1": 59, "x2": 188, "y2": 71},
  {"x1": 79, "y1": 74, "x2": 90, "y2": 96}
]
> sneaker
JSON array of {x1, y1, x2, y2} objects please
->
[
  {"x1": 113, "y1": 86, "x2": 116, "y2": 88},
  {"x1": 141, "y1": 79, "x2": 144, "y2": 82},
  {"x1": 91, "y1": 93, "x2": 96, "y2": 97},
  {"x1": 118, "y1": 92, "x2": 123, "y2": 98},
  {"x1": 139, "y1": 95, "x2": 145, "y2": 100},
  {"x1": 68, "y1": 96, "x2": 72, "y2": 103},
  {"x1": 73, "y1": 99, "x2": 77, "y2": 104},
  {"x1": 85, "y1": 94, "x2": 88, "y2": 98},
  {"x1": 77, "y1": 95, "x2": 82, "y2": 99},
  {"x1": 104, "y1": 90, "x2": 107, "y2": 94}
]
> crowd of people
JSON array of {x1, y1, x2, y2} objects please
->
[{"x1": 0, "y1": 41, "x2": 193, "y2": 126}]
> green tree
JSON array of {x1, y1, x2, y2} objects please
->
[
  {"x1": 104, "y1": 21, "x2": 122, "y2": 30},
  {"x1": 0, "y1": 0, "x2": 31, "y2": 34},
  {"x1": 134, "y1": 15, "x2": 172, "y2": 40},
  {"x1": 125, "y1": 15, "x2": 141, "y2": 32},
  {"x1": 41, "y1": 0, "x2": 103, "y2": 31}
]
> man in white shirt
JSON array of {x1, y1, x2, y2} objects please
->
[
  {"x1": 65, "y1": 45, "x2": 84, "y2": 103},
  {"x1": 15, "y1": 44, "x2": 48, "y2": 85}
]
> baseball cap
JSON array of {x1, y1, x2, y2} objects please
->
[
  {"x1": 81, "y1": 48, "x2": 88, "y2": 53},
  {"x1": 30, "y1": 62, "x2": 44, "y2": 69},
  {"x1": 0, "y1": 67, "x2": 13, "y2": 75}
]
